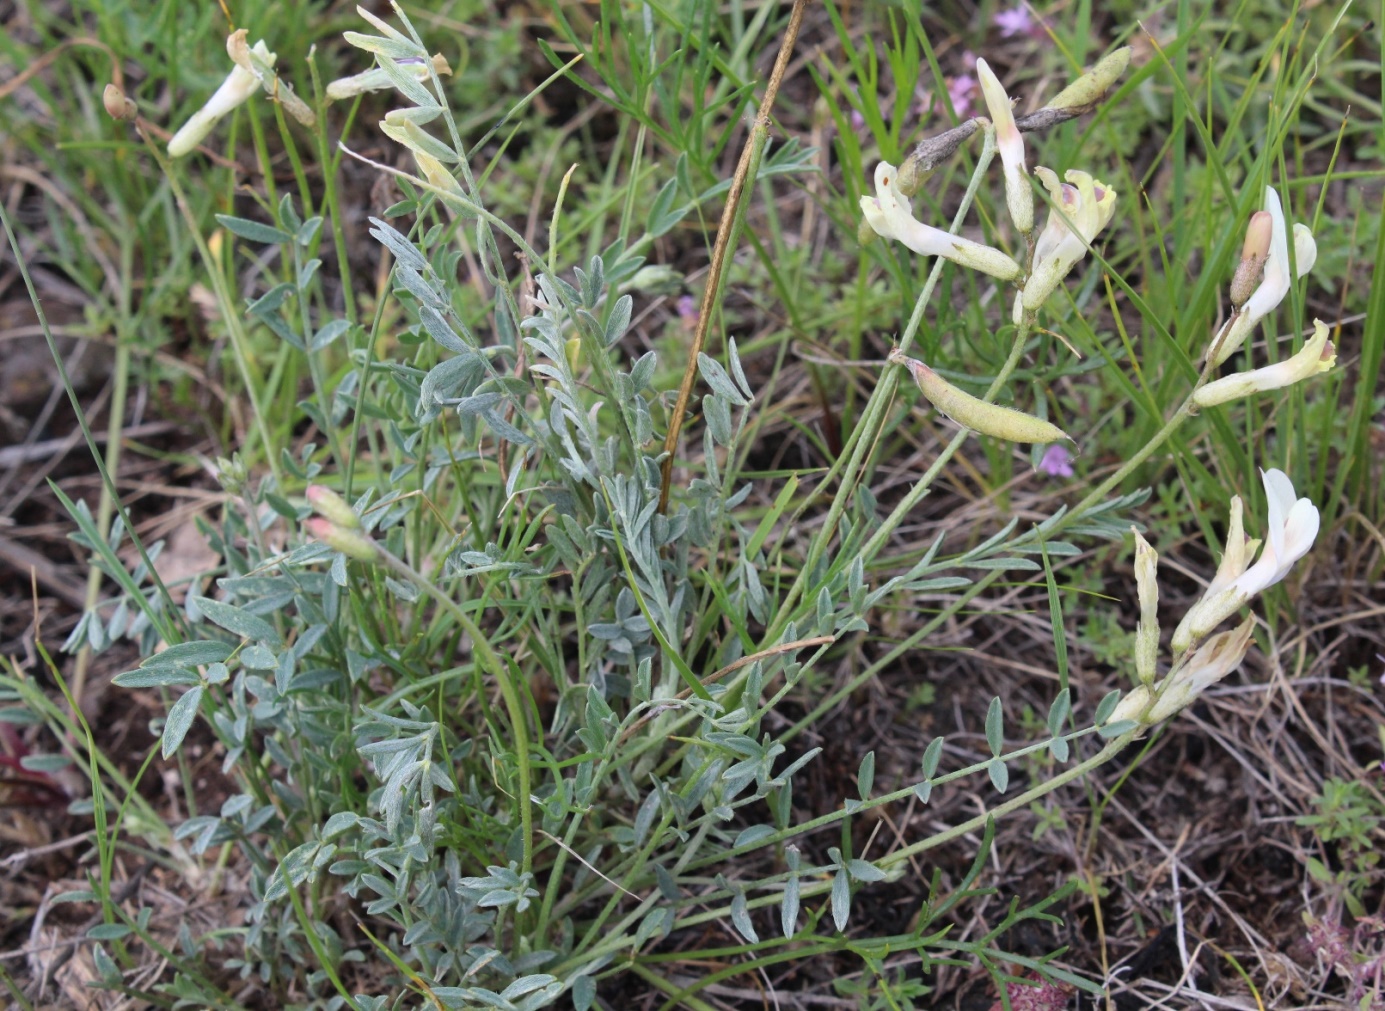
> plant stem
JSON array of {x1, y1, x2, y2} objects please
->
[
  {"x1": 374, "y1": 548, "x2": 534, "y2": 880},
  {"x1": 138, "y1": 127, "x2": 283, "y2": 486},
  {"x1": 658, "y1": 0, "x2": 811, "y2": 512},
  {"x1": 763, "y1": 126, "x2": 1000, "y2": 644}
]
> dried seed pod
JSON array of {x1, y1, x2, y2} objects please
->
[{"x1": 897, "y1": 120, "x2": 981, "y2": 196}]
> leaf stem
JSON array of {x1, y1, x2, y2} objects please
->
[
  {"x1": 658, "y1": 0, "x2": 811, "y2": 512},
  {"x1": 373, "y1": 547, "x2": 534, "y2": 880}
]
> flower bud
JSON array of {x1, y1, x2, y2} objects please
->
[
  {"x1": 1171, "y1": 495, "x2": 1253, "y2": 655},
  {"x1": 1132, "y1": 529, "x2": 1159, "y2": 687},
  {"x1": 306, "y1": 517, "x2": 379, "y2": 563},
  {"x1": 103, "y1": 84, "x2": 137, "y2": 122},
  {"x1": 306, "y1": 485, "x2": 360, "y2": 530},
  {"x1": 229, "y1": 31, "x2": 314, "y2": 128},
  {"x1": 626, "y1": 265, "x2": 683, "y2": 296},
  {"x1": 414, "y1": 150, "x2": 466, "y2": 201},
  {"x1": 215, "y1": 454, "x2": 248, "y2": 495},
  {"x1": 976, "y1": 59, "x2": 1033, "y2": 235},
  {"x1": 1107, "y1": 684, "x2": 1152, "y2": 726},
  {"x1": 890, "y1": 350, "x2": 1072, "y2": 445},
  {"x1": 1229, "y1": 211, "x2": 1272, "y2": 308},
  {"x1": 1208, "y1": 186, "x2": 1316, "y2": 367},
  {"x1": 326, "y1": 54, "x2": 452, "y2": 101}
]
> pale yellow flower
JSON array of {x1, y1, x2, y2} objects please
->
[
  {"x1": 1194, "y1": 319, "x2": 1336, "y2": 408},
  {"x1": 976, "y1": 59, "x2": 1033, "y2": 235},
  {"x1": 861, "y1": 163, "x2": 1022, "y2": 281}
]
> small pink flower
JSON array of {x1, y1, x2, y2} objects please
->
[
  {"x1": 849, "y1": 108, "x2": 866, "y2": 131},
  {"x1": 676, "y1": 295, "x2": 699, "y2": 322},
  {"x1": 994, "y1": 5, "x2": 1034, "y2": 37},
  {"x1": 994, "y1": 4, "x2": 1047, "y2": 39},
  {"x1": 947, "y1": 74, "x2": 977, "y2": 117},
  {"x1": 961, "y1": 49, "x2": 979, "y2": 71},
  {"x1": 1038, "y1": 443, "x2": 1074, "y2": 478}
]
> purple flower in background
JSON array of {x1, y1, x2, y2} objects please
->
[
  {"x1": 947, "y1": 73, "x2": 977, "y2": 117},
  {"x1": 676, "y1": 294, "x2": 699, "y2": 323},
  {"x1": 994, "y1": 4, "x2": 1047, "y2": 39},
  {"x1": 918, "y1": 51, "x2": 979, "y2": 119},
  {"x1": 1038, "y1": 443, "x2": 1074, "y2": 478},
  {"x1": 994, "y1": 5, "x2": 1034, "y2": 37}
]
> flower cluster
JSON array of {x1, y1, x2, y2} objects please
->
[
  {"x1": 860, "y1": 54, "x2": 1125, "y2": 447},
  {"x1": 163, "y1": 30, "x2": 448, "y2": 159},
  {"x1": 1197, "y1": 184, "x2": 1335, "y2": 405},
  {"x1": 1109, "y1": 468, "x2": 1320, "y2": 726},
  {"x1": 862, "y1": 58, "x2": 1120, "y2": 310}
]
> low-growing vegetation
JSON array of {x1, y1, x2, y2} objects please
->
[{"x1": 1, "y1": 1, "x2": 1381, "y2": 1008}]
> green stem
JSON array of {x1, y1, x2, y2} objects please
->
[
  {"x1": 1057, "y1": 375, "x2": 1212, "y2": 533},
  {"x1": 856, "y1": 310, "x2": 1034, "y2": 566},
  {"x1": 640, "y1": 734, "x2": 1135, "y2": 944},
  {"x1": 373, "y1": 548, "x2": 533, "y2": 879},
  {"x1": 309, "y1": 56, "x2": 359, "y2": 326},
  {"x1": 881, "y1": 734, "x2": 1131, "y2": 867},
  {"x1": 139, "y1": 129, "x2": 283, "y2": 486},
  {"x1": 764, "y1": 126, "x2": 1000, "y2": 643}
]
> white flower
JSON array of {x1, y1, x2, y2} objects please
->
[
  {"x1": 861, "y1": 163, "x2": 1022, "y2": 281},
  {"x1": 976, "y1": 59, "x2": 1033, "y2": 235},
  {"x1": 1019, "y1": 168, "x2": 1116, "y2": 314},
  {"x1": 1230, "y1": 469, "x2": 1320, "y2": 595},
  {"x1": 168, "y1": 32, "x2": 269, "y2": 157},
  {"x1": 1132, "y1": 529, "x2": 1159, "y2": 686},
  {"x1": 167, "y1": 30, "x2": 317, "y2": 157},
  {"x1": 1194, "y1": 319, "x2": 1337, "y2": 408},
  {"x1": 1208, "y1": 186, "x2": 1316, "y2": 366},
  {"x1": 325, "y1": 54, "x2": 452, "y2": 101},
  {"x1": 1172, "y1": 468, "x2": 1319, "y2": 652},
  {"x1": 1109, "y1": 619, "x2": 1255, "y2": 726}
]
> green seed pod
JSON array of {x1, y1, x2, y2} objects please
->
[
  {"x1": 890, "y1": 350, "x2": 1072, "y2": 445},
  {"x1": 1043, "y1": 48, "x2": 1132, "y2": 116}
]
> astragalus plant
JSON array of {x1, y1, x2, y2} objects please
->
[{"x1": 32, "y1": 5, "x2": 1342, "y2": 1009}]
